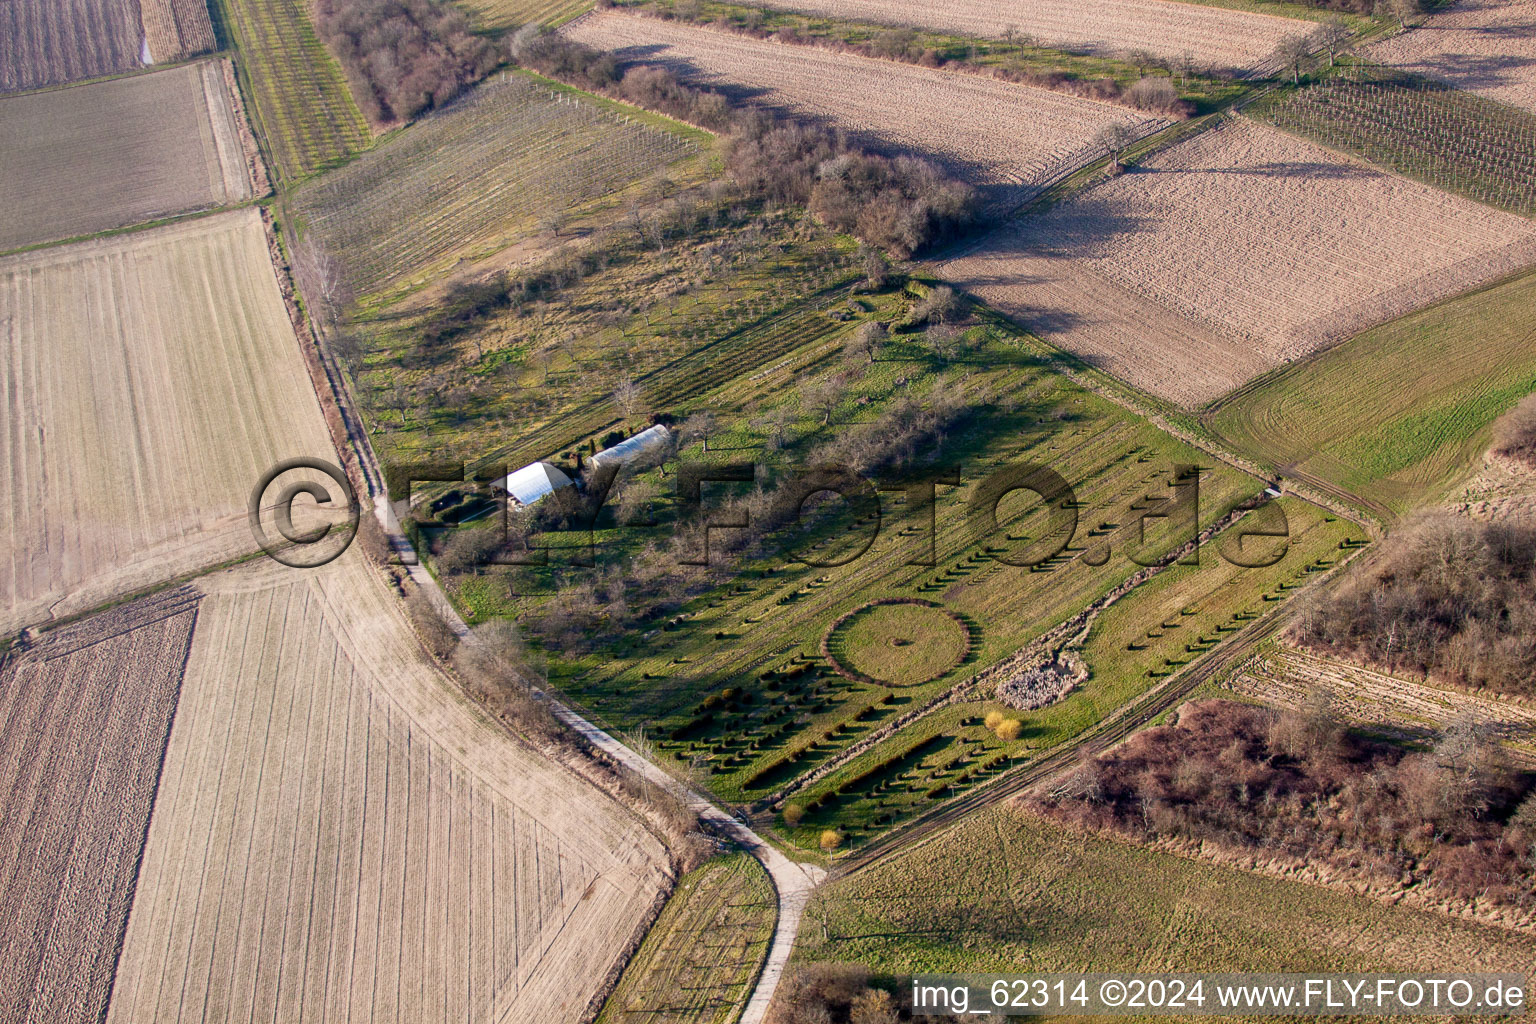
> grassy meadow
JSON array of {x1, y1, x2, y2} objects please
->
[
  {"x1": 774, "y1": 499, "x2": 1363, "y2": 851},
  {"x1": 1208, "y1": 267, "x2": 1536, "y2": 516},
  {"x1": 802, "y1": 807, "x2": 1536, "y2": 975}
]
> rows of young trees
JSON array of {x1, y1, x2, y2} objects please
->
[
  {"x1": 1263, "y1": 67, "x2": 1536, "y2": 215},
  {"x1": 1033, "y1": 699, "x2": 1536, "y2": 908},
  {"x1": 313, "y1": 0, "x2": 499, "y2": 123},
  {"x1": 512, "y1": 27, "x2": 979, "y2": 255},
  {"x1": 1292, "y1": 516, "x2": 1536, "y2": 697}
]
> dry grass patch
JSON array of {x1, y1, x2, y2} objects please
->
[
  {"x1": 294, "y1": 72, "x2": 699, "y2": 299},
  {"x1": 0, "y1": 60, "x2": 258, "y2": 252},
  {"x1": 748, "y1": 0, "x2": 1310, "y2": 75},
  {"x1": 945, "y1": 117, "x2": 1536, "y2": 407},
  {"x1": 1232, "y1": 646, "x2": 1536, "y2": 764},
  {"x1": 110, "y1": 550, "x2": 669, "y2": 1024},
  {"x1": 0, "y1": 587, "x2": 197, "y2": 1024},
  {"x1": 460, "y1": 0, "x2": 592, "y2": 30},
  {"x1": 0, "y1": 209, "x2": 335, "y2": 635},
  {"x1": 1368, "y1": 0, "x2": 1536, "y2": 114},
  {"x1": 562, "y1": 13, "x2": 1162, "y2": 210},
  {"x1": 596, "y1": 852, "x2": 775, "y2": 1024},
  {"x1": 806, "y1": 806, "x2": 1536, "y2": 974}
]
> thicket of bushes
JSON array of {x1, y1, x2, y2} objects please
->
[
  {"x1": 1032, "y1": 700, "x2": 1536, "y2": 908},
  {"x1": 1492, "y1": 393, "x2": 1536, "y2": 468},
  {"x1": 513, "y1": 29, "x2": 979, "y2": 256},
  {"x1": 314, "y1": 0, "x2": 499, "y2": 123},
  {"x1": 1292, "y1": 516, "x2": 1536, "y2": 696}
]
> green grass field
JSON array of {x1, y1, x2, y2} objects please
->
[
  {"x1": 216, "y1": 0, "x2": 370, "y2": 181},
  {"x1": 774, "y1": 499, "x2": 1362, "y2": 851},
  {"x1": 499, "y1": 304, "x2": 1266, "y2": 810},
  {"x1": 596, "y1": 853, "x2": 774, "y2": 1024},
  {"x1": 356, "y1": 203, "x2": 859, "y2": 474},
  {"x1": 1208, "y1": 268, "x2": 1536, "y2": 516},
  {"x1": 803, "y1": 808, "x2": 1536, "y2": 975}
]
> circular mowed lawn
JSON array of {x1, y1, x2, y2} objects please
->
[{"x1": 831, "y1": 600, "x2": 970, "y2": 686}]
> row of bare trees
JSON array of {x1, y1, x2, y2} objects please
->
[{"x1": 512, "y1": 28, "x2": 980, "y2": 256}]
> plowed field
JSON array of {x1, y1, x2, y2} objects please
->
[
  {"x1": 0, "y1": 0, "x2": 215, "y2": 93},
  {"x1": 751, "y1": 0, "x2": 1308, "y2": 75},
  {"x1": 108, "y1": 551, "x2": 668, "y2": 1023},
  {"x1": 0, "y1": 60, "x2": 256, "y2": 252},
  {"x1": 944, "y1": 117, "x2": 1536, "y2": 406},
  {"x1": 1368, "y1": 0, "x2": 1536, "y2": 114},
  {"x1": 562, "y1": 13, "x2": 1161, "y2": 210},
  {"x1": 0, "y1": 209, "x2": 335, "y2": 634},
  {"x1": 0, "y1": 587, "x2": 198, "y2": 1024}
]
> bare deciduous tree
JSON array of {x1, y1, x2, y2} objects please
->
[
  {"x1": 799, "y1": 374, "x2": 846, "y2": 426},
  {"x1": 845, "y1": 320, "x2": 884, "y2": 364},
  {"x1": 612, "y1": 377, "x2": 642, "y2": 423},
  {"x1": 1094, "y1": 122, "x2": 1138, "y2": 170},
  {"x1": 1272, "y1": 33, "x2": 1312, "y2": 85},
  {"x1": 292, "y1": 237, "x2": 351, "y2": 328},
  {"x1": 1317, "y1": 16, "x2": 1351, "y2": 67}
]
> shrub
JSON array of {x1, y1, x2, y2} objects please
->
[
  {"x1": 995, "y1": 718, "x2": 1023, "y2": 742},
  {"x1": 1031, "y1": 700, "x2": 1536, "y2": 908},
  {"x1": 1491, "y1": 393, "x2": 1536, "y2": 468},
  {"x1": 513, "y1": 29, "x2": 978, "y2": 256},
  {"x1": 313, "y1": 0, "x2": 500, "y2": 123},
  {"x1": 1125, "y1": 75, "x2": 1191, "y2": 116},
  {"x1": 984, "y1": 709, "x2": 1005, "y2": 732},
  {"x1": 783, "y1": 803, "x2": 805, "y2": 826},
  {"x1": 1292, "y1": 516, "x2": 1536, "y2": 696},
  {"x1": 819, "y1": 828, "x2": 843, "y2": 852}
]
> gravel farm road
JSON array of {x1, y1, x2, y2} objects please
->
[{"x1": 378, "y1": 497, "x2": 825, "y2": 1024}]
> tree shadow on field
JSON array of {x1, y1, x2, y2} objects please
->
[
  {"x1": 1154, "y1": 160, "x2": 1379, "y2": 180},
  {"x1": 604, "y1": 44, "x2": 1013, "y2": 202},
  {"x1": 1403, "y1": 48, "x2": 1536, "y2": 93}
]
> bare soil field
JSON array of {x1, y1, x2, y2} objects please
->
[
  {"x1": 944, "y1": 117, "x2": 1536, "y2": 406},
  {"x1": 751, "y1": 0, "x2": 1307, "y2": 75},
  {"x1": 109, "y1": 550, "x2": 668, "y2": 1024},
  {"x1": 0, "y1": 0, "x2": 216, "y2": 93},
  {"x1": 1368, "y1": 0, "x2": 1536, "y2": 114},
  {"x1": 0, "y1": 587, "x2": 199, "y2": 1024},
  {"x1": 0, "y1": 60, "x2": 257, "y2": 252},
  {"x1": 562, "y1": 13, "x2": 1162, "y2": 210},
  {"x1": 0, "y1": 209, "x2": 335, "y2": 635},
  {"x1": 1230, "y1": 645, "x2": 1536, "y2": 764}
]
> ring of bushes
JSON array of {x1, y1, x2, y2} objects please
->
[{"x1": 821, "y1": 598, "x2": 972, "y2": 686}]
